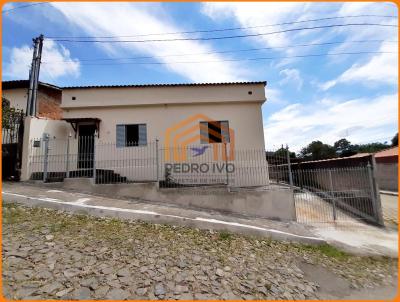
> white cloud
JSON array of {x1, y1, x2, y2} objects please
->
[
  {"x1": 279, "y1": 68, "x2": 303, "y2": 90},
  {"x1": 264, "y1": 94, "x2": 398, "y2": 151},
  {"x1": 265, "y1": 87, "x2": 286, "y2": 104},
  {"x1": 321, "y1": 42, "x2": 398, "y2": 90},
  {"x1": 201, "y1": 2, "x2": 396, "y2": 68},
  {"x1": 201, "y1": 2, "x2": 311, "y2": 48},
  {"x1": 4, "y1": 39, "x2": 80, "y2": 81},
  {"x1": 338, "y1": 2, "x2": 396, "y2": 16},
  {"x1": 48, "y1": 3, "x2": 248, "y2": 83}
]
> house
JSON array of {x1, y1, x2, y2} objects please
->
[
  {"x1": 22, "y1": 81, "x2": 269, "y2": 187},
  {"x1": 2, "y1": 80, "x2": 62, "y2": 119},
  {"x1": 60, "y1": 82, "x2": 266, "y2": 148},
  {"x1": 374, "y1": 146, "x2": 398, "y2": 192}
]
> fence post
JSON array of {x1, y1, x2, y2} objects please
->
[
  {"x1": 155, "y1": 139, "x2": 159, "y2": 187},
  {"x1": 371, "y1": 156, "x2": 384, "y2": 226},
  {"x1": 66, "y1": 132, "x2": 71, "y2": 178},
  {"x1": 367, "y1": 161, "x2": 384, "y2": 226},
  {"x1": 286, "y1": 145, "x2": 293, "y2": 187},
  {"x1": 224, "y1": 142, "x2": 229, "y2": 186},
  {"x1": 92, "y1": 131, "x2": 97, "y2": 184},
  {"x1": 328, "y1": 169, "x2": 337, "y2": 221},
  {"x1": 43, "y1": 133, "x2": 50, "y2": 182}
]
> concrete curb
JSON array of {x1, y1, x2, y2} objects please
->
[
  {"x1": 3, "y1": 191, "x2": 326, "y2": 246},
  {"x1": 380, "y1": 190, "x2": 398, "y2": 196}
]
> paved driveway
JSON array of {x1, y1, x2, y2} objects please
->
[{"x1": 380, "y1": 193, "x2": 398, "y2": 226}]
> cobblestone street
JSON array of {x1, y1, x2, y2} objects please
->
[{"x1": 2, "y1": 203, "x2": 398, "y2": 300}]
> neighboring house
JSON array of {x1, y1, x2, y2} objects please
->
[
  {"x1": 2, "y1": 80, "x2": 62, "y2": 119},
  {"x1": 374, "y1": 146, "x2": 398, "y2": 192}
]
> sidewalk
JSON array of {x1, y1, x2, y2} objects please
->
[{"x1": 2, "y1": 182, "x2": 398, "y2": 256}]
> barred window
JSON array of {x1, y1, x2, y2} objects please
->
[
  {"x1": 199, "y1": 121, "x2": 230, "y2": 144},
  {"x1": 116, "y1": 124, "x2": 147, "y2": 147}
]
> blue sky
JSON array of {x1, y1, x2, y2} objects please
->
[{"x1": 2, "y1": 2, "x2": 398, "y2": 151}]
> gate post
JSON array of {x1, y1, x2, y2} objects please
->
[
  {"x1": 43, "y1": 133, "x2": 50, "y2": 182},
  {"x1": 66, "y1": 133, "x2": 71, "y2": 178},
  {"x1": 328, "y1": 170, "x2": 337, "y2": 221},
  {"x1": 368, "y1": 161, "x2": 384, "y2": 226},
  {"x1": 20, "y1": 116, "x2": 32, "y2": 181},
  {"x1": 155, "y1": 139, "x2": 159, "y2": 188},
  {"x1": 286, "y1": 145, "x2": 293, "y2": 187},
  {"x1": 224, "y1": 142, "x2": 229, "y2": 186},
  {"x1": 92, "y1": 131, "x2": 97, "y2": 184}
]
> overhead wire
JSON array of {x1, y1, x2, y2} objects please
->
[
  {"x1": 42, "y1": 51, "x2": 397, "y2": 66},
  {"x1": 47, "y1": 14, "x2": 397, "y2": 39},
  {"x1": 42, "y1": 39, "x2": 397, "y2": 63},
  {"x1": 2, "y1": 2, "x2": 48, "y2": 13},
  {"x1": 50, "y1": 23, "x2": 397, "y2": 43}
]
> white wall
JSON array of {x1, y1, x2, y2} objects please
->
[{"x1": 21, "y1": 117, "x2": 74, "y2": 180}]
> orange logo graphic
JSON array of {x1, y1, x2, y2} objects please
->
[{"x1": 165, "y1": 114, "x2": 235, "y2": 162}]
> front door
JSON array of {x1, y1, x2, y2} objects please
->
[{"x1": 78, "y1": 124, "x2": 96, "y2": 170}]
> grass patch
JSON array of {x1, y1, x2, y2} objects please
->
[
  {"x1": 218, "y1": 231, "x2": 232, "y2": 241},
  {"x1": 49, "y1": 220, "x2": 70, "y2": 233},
  {"x1": 300, "y1": 243, "x2": 350, "y2": 260},
  {"x1": 2, "y1": 203, "x2": 24, "y2": 224}
]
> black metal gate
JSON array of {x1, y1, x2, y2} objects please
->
[{"x1": 2, "y1": 99, "x2": 24, "y2": 181}]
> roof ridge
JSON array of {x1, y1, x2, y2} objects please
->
[{"x1": 62, "y1": 81, "x2": 267, "y2": 89}]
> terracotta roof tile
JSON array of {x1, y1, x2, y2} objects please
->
[{"x1": 375, "y1": 146, "x2": 398, "y2": 158}]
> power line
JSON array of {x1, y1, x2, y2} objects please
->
[
  {"x1": 2, "y1": 2, "x2": 48, "y2": 13},
  {"x1": 47, "y1": 14, "x2": 397, "y2": 39},
  {"x1": 42, "y1": 51, "x2": 397, "y2": 66},
  {"x1": 51, "y1": 23, "x2": 397, "y2": 43},
  {"x1": 43, "y1": 39, "x2": 397, "y2": 64}
]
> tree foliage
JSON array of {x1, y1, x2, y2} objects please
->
[
  {"x1": 2, "y1": 97, "x2": 24, "y2": 130},
  {"x1": 295, "y1": 135, "x2": 394, "y2": 160},
  {"x1": 273, "y1": 147, "x2": 296, "y2": 159},
  {"x1": 391, "y1": 133, "x2": 398, "y2": 146},
  {"x1": 299, "y1": 140, "x2": 336, "y2": 160}
]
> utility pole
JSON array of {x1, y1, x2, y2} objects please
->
[{"x1": 26, "y1": 34, "x2": 44, "y2": 116}]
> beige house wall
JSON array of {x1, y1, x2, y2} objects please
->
[
  {"x1": 61, "y1": 83, "x2": 265, "y2": 108},
  {"x1": 3, "y1": 87, "x2": 63, "y2": 119},
  {"x1": 63, "y1": 102, "x2": 265, "y2": 149},
  {"x1": 62, "y1": 83, "x2": 266, "y2": 149},
  {"x1": 2, "y1": 88, "x2": 27, "y2": 112}
]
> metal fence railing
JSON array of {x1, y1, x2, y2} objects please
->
[
  {"x1": 26, "y1": 136, "x2": 383, "y2": 226},
  {"x1": 28, "y1": 137, "x2": 272, "y2": 188}
]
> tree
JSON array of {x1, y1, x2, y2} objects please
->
[
  {"x1": 392, "y1": 133, "x2": 398, "y2": 146},
  {"x1": 333, "y1": 138, "x2": 358, "y2": 157},
  {"x1": 299, "y1": 141, "x2": 336, "y2": 160},
  {"x1": 2, "y1": 97, "x2": 23, "y2": 130},
  {"x1": 356, "y1": 142, "x2": 389, "y2": 153},
  {"x1": 273, "y1": 146, "x2": 296, "y2": 159}
]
